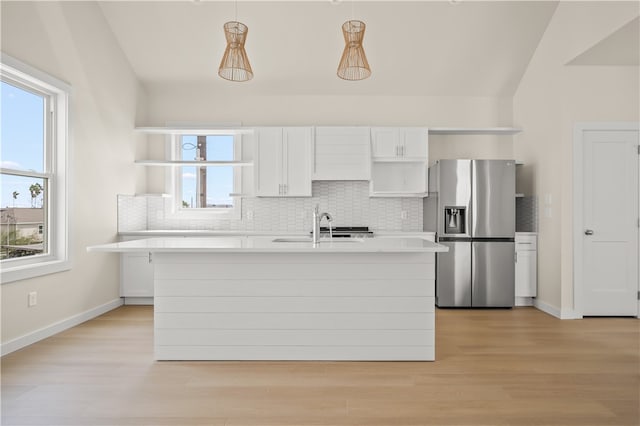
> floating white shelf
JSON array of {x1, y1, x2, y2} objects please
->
[
  {"x1": 516, "y1": 193, "x2": 525, "y2": 198},
  {"x1": 131, "y1": 193, "x2": 171, "y2": 198},
  {"x1": 371, "y1": 158, "x2": 428, "y2": 163},
  {"x1": 135, "y1": 160, "x2": 253, "y2": 167},
  {"x1": 369, "y1": 192, "x2": 428, "y2": 198},
  {"x1": 135, "y1": 127, "x2": 254, "y2": 136},
  {"x1": 428, "y1": 127, "x2": 522, "y2": 135}
]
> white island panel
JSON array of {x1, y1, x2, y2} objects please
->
[{"x1": 153, "y1": 251, "x2": 436, "y2": 361}]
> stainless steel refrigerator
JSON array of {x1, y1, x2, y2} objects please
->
[{"x1": 424, "y1": 159, "x2": 515, "y2": 307}]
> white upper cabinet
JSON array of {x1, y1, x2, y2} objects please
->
[
  {"x1": 371, "y1": 128, "x2": 400, "y2": 158},
  {"x1": 254, "y1": 127, "x2": 282, "y2": 196},
  {"x1": 370, "y1": 162, "x2": 428, "y2": 197},
  {"x1": 254, "y1": 127, "x2": 312, "y2": 197},
  {"x1": 371, "y1": 127, "x2": 428, "y2": 160},
  {"x1": 282, "y1": 127, "x2": 313, "y2": 196},
  {"x1": 313, "y1": 127, "x2": 371, "y2": 180},
  {"x1": 402, "y1": 128, "x2": 429, "y2": 159},
  {"x1": 370, "y1": 127, "x2": 429, "y2": 197}
]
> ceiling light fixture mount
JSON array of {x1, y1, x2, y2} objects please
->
[{"x1": 337, "y1": 20, "x2": 371, "y2": 81}]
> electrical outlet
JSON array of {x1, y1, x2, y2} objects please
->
[
  {"x1": 401, "y1": 211, "x2": 408, "y2": 220},
  {"x1": 246, "y1": 210, "x2": 254, "y2": 220},
  {"x1": 28, "y1": 291, "x2": 37, "y2": 307}
]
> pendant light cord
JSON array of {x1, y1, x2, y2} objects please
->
[{"x1": 235, "y1": 0, "x2": 238, "y2": 22}]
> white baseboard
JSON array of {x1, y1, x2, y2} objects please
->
[
  {"x1": 533, "y1": 299, "x2": 581, "y2": 320},
  {"x1": 1, "y1": 298, "x2": 124, "y2": 356},
  {"x1": 124, "y1": 297, "x2": 153, "y2": 305},
  {"x1": 515, "y1": 297, "x2": 534, "y2": 307},
  {"x1": 560, "y1": 308, "x2": 581, "y2": 320},
  {"x1": 533, "y1": 299, "x2": 561, "y2": 319}
]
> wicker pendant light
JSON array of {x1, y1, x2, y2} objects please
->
[
  {"x1": 337, "y1": 20, "x2": 371, "y2": 81},
  {"x1": 218, "y1": 21, "x2": 253, "y2": 82}
]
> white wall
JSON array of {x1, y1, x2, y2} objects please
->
[
  {"x1": 513, "y1": 1, "x2": 639, "y2": 317},
  {"x1": 0, "y1": 2, "x2": 146, "y2": 345},
  {"x1": 144, "y1": 84, "x2": 514, "y2": 129},
  {"x1": 143, "y1": 84, "x2": 516, "y2": 193},
  {"x1": 141, "y1": 86, "x2": 516, "y2": 230}
]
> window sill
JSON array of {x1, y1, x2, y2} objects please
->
[{"x1": 1, "y1": 258, "x2": 71, "y2": 284}]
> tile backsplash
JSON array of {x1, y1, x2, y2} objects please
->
[
  {"x1": 118, "y1": 181, "x2": 423, "y2": 233},
  {"x1": 516, "y1": 196, "x2": 538, "y2": 232}
]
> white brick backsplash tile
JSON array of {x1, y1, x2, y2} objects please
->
[
  {"x1": 118, "y1": 181, "x2": 424, "y2": 233},
  {"x1": 117, "y1": 195, "x2": 147, "y2": 232}
]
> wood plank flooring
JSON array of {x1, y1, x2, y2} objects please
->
[{"x1": 1, "y1": 306, "x2": 638, "y2": 425}]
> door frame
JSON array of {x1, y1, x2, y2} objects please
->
[{"x1": 572, "y1": 122, "x2": 640, "y2": 319}]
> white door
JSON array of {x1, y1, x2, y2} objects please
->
[{"x1": 582, "y1": 130, "x2": 639, "y2": 316}]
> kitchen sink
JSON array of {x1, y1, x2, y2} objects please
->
[{"x1": 271, "y1": 238, "x2": 363, "y2": 243}]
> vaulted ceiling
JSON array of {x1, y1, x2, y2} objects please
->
[{"x1": 99, "y1": 1, "x2": 559, "y2": 97}]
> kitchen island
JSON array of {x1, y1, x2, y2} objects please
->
[{"x1": 88, "y1": 236, "x2": 447, "y2": 361}]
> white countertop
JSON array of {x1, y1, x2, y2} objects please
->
[
  {"x1": 118, "y1": 230, "x2": 304, "y2": 237},
  {"x1": 118, "y1": 230, "x2": 437, "y2": 238},
  {"x1": 88, "y1": 236, "x2": 448, "y2": 253}
]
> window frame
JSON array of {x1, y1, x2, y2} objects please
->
[
  {"x1": 0, "y1": 53, "x2": 71, "y2": 284},
  {"x1": 166, "y1": 133, "x2": 242, "y2": 220}
]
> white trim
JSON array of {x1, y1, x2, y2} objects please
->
[
  {"x1": 167, "y1": 133, "x2": 243, "y2": 220},
  {"x1": 0, "y1": 53, "x2": 71, "y2": 284},
  {"x1": 533, "y1": 298, "x2": 561, "y2": 319},
  {"x1": 135, "y1": 127, "x2": 253, "y2": 135},
  {"x1": 0, "y1": 298, "x2": 123, "y2": 356},
  {"x1": 123, "y1": 297, "x2": 153, "y2": 305},
  {"x1": 515, "y1": 297, "x2": 534, "y2": 307},
  {"x1": 428, "y1": 127, "x2": 522, "y2": 135},
  {"x1": 573, "y1": 122, "x2": 640, "y2": 319},
  {"x1": 560, "y1": 308, "x2": 581, "y2": 320},
  {"x1": 135, "y1": 160, "x2": 252, "y2": 166},
  {"x1": 0, "y1": 258, "x2": 71, "y2": 284},
  {"x1": 0, "y1": 53, "x2": 71, "y2": 93}
]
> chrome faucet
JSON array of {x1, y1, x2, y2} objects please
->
[{"x1": 312, "y1": 205, "x2": 333, "y2": 244}]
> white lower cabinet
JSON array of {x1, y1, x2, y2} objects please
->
[
  {"x1": 120, "y1": 252, "x2": 154, "y2": 303},
  {"x1": 515, "y1": 234, "x2": 537, "y2": 305}
]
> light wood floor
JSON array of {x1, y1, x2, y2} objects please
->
[{"x1": 1, "y1": 306, "x2": 638, "y2": 426}]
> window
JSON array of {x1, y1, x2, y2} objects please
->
[
  {"x1": 1, "y1": 54, "x2": 70, "y2": 283},
  {"x1": 170, "y1": 133, "x2": 241, "y2": 217}
]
